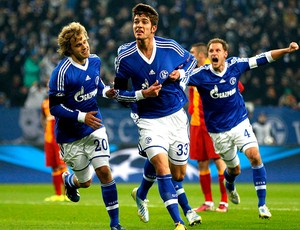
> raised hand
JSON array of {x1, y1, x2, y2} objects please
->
[{"x1": 289, "y1": 42, "x2": 299, "y2": 52}]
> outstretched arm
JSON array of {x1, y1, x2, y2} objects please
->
[{"x1": 270, "y1": 42, "x2": 299, "y2": 60}]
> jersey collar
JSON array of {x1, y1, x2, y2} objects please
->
[
  {"x1": 136, "y1": 38, "x2": 157, "y2": 65},
  {"x1": 209, "y1": 61, "x2": 228, "y2": 77},
  {"x1": 68, "y1": 56, "x2": 89, "y2": 71}
]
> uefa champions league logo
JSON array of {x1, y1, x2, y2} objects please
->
[{"x1": 108, "y1": 148, "x2": 199, "y2": 182}]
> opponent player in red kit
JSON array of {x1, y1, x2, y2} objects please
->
[{"x1": 41, "y1": 95, "x2": 69, "y2": 202}]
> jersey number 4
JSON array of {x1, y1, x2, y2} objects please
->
[{"x1": 244, "y1": 129, "x2": 251, "y2": 138}]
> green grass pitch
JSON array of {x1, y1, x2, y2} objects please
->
[{"x1": 0, "y1": 183, "x2": 299, "y2": 229}]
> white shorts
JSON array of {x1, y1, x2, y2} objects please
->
[
  {"x1": 209, "y1": 118, "x2": 258, "y2": 168},
  {"x1": 136, "y1": 109, "x2": 189, "y2": 166},
  {"x1": 60, "y1": 127, "x2": 110, "y2": 183}
]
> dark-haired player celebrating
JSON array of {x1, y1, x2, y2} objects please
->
[
  {"x1": 114, "y1": 3, "x2": 200, "y2": 230},
  {"x1": 188, "y1": 38, "x2": 299, "y2": 219}
]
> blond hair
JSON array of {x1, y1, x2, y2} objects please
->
[
  {"x1": 57, "y1": 22, "x2": 88, "y2": 56},
  {"x1": 207, "y1": 38, "x2": 229, "y2": 52}
]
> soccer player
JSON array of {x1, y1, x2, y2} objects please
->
[
  {"x1": 188, "y1": 38, "x2": 299, "y2": 219},
  {"x1": 48, "y1": 22, "x2": 124, "y2": 230},
  {"x1": 188, "y1": 42, "x2": 228, "y2": 212},
  {"x1": 189, "y1": 43, "x2": 244, "y2": 213},
  {"x1": 114, "y1": 3, "x2": 200, "y2": 230},
  {"x1": 41, "y1": 92, "x2": 69, "y2": 202}
]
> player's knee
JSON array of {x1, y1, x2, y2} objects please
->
[
  {"x1": 228, "y1": 166, "x2": 241, "y2": 176},
  {"x1": 172, "y1": 172, "x2": 185, "y2": 181},
  {"x1": 246, "y1": 151, "x2": 262, "y2": 166},
  {"x1": 176, "y1": 175, "x2": 185, "y2": 181},
  {"x1": 249, "y1": 157, "x2": 262, "y2": 167},
  {"x1": 80, "y1": 179, "x2": 92, "y2": 188},
  {"x1": 95, "y1": 166, "x2": 113, "y2": 183}
]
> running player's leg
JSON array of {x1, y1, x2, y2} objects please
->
[
  {"x1": 235, "y1": 118, "x2": 271, "y2": 218},
  {"x1": 169, "y1": 109, "x2": 201, "y2": 226},
  {"x1": 138, "y1": 115, "x2": 185, "y2": 226},
  {"x1": 136, "y1": 158, "x2": 156, "y2": 201},
  {"x1": 131, "y1": 158, "x2": 156, "y2": 223},
  {"x1": 45, "y1": 141, "x2": 68, "y2": 202},
  {"x1": 170, "y1": 166, "x2": 202, "y2": 226},
  {"x1": 89, "y1": 128, "x2": 124, "y2": 229},
  {"x1": 60, "y1": 141, "x2": 92, "y2": 202},
  {"x1": 190, "y1": 125, "x2": 214, "y2": 211},
  {"x1": 209, "y1": 132, "x2": 240, "y2": 204},
  {"x1": 214, "y1": 158, "x2": 228, "y2": 212},
  {"x1": 244, "y1": 146, "x2": 271, "y2": 218},
  {"x1": 151, "y1": 153, "x2": 184, "y2": 225}
]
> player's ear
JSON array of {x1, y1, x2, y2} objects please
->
[
  {"x1": 224, "y1": 50, "x2": 228, "y2": 58},
  {"x1": 151, "y1": 25, "x2": 157, "y2": 33}
]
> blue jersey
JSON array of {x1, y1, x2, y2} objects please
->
[
  {"x1": 49, "y1": 55, "x2": 106, "y2": 143},
  {"x1": 114, "y1": 36, "x2": 197, "y2": 118},
  {"x1": 188, "y1": 52, "x2": 274, "y2": 133}
]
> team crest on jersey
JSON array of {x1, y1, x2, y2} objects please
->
[
  {"x1": 230, "y1": 77, "x2": 236, "y2": 85},
  {"x1": 145, "y1": 137, "x2": 152, "y2": 144},
  {"x1": 159, "y1": 70, "x2": 169, "y2": 80}
]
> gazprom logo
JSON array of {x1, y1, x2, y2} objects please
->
[
  {"x1": 210, "y1": 85, "x2": 236, "y2": 99},
  {"x1": 74, "y1": 86, "x2": 97, "y2": 102}
]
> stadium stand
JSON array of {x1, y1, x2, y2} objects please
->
[{"x1": 0, "y1": 0, "x2": 299, "y2": 108}]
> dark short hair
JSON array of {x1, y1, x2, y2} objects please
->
[
  {"x1": 191, "y1": 42, "x2": 207, "y2": 56},
  {"x1": 132, "y1": 3, "x2": 159, "y2": 26}
]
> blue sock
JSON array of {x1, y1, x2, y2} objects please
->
[
  {"x1": 66, "y1": 173, "x2": 79, "y2": 188},
  {"x1": 137, "y1": 159, "x2": 156, "y2": 200},
  {"x1": 172, "y1": 179, "x2": 191, "y2": 215},
  {"x1": 101, "y1": 180, "x2": 119, "y2": 227},
  {"x1": 252, "y1": 164, "x2": 267, "y2": 207},
  {"x1": 157, "y1": 174, "x2": 184, "y2": 225},
  {"x1": 224, "y1": 169, "x2": 237, "y2": 191}
]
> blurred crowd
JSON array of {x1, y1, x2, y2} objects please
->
[{"x1": 0, "y1": 0, "x2": 299, "y2": 109}]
